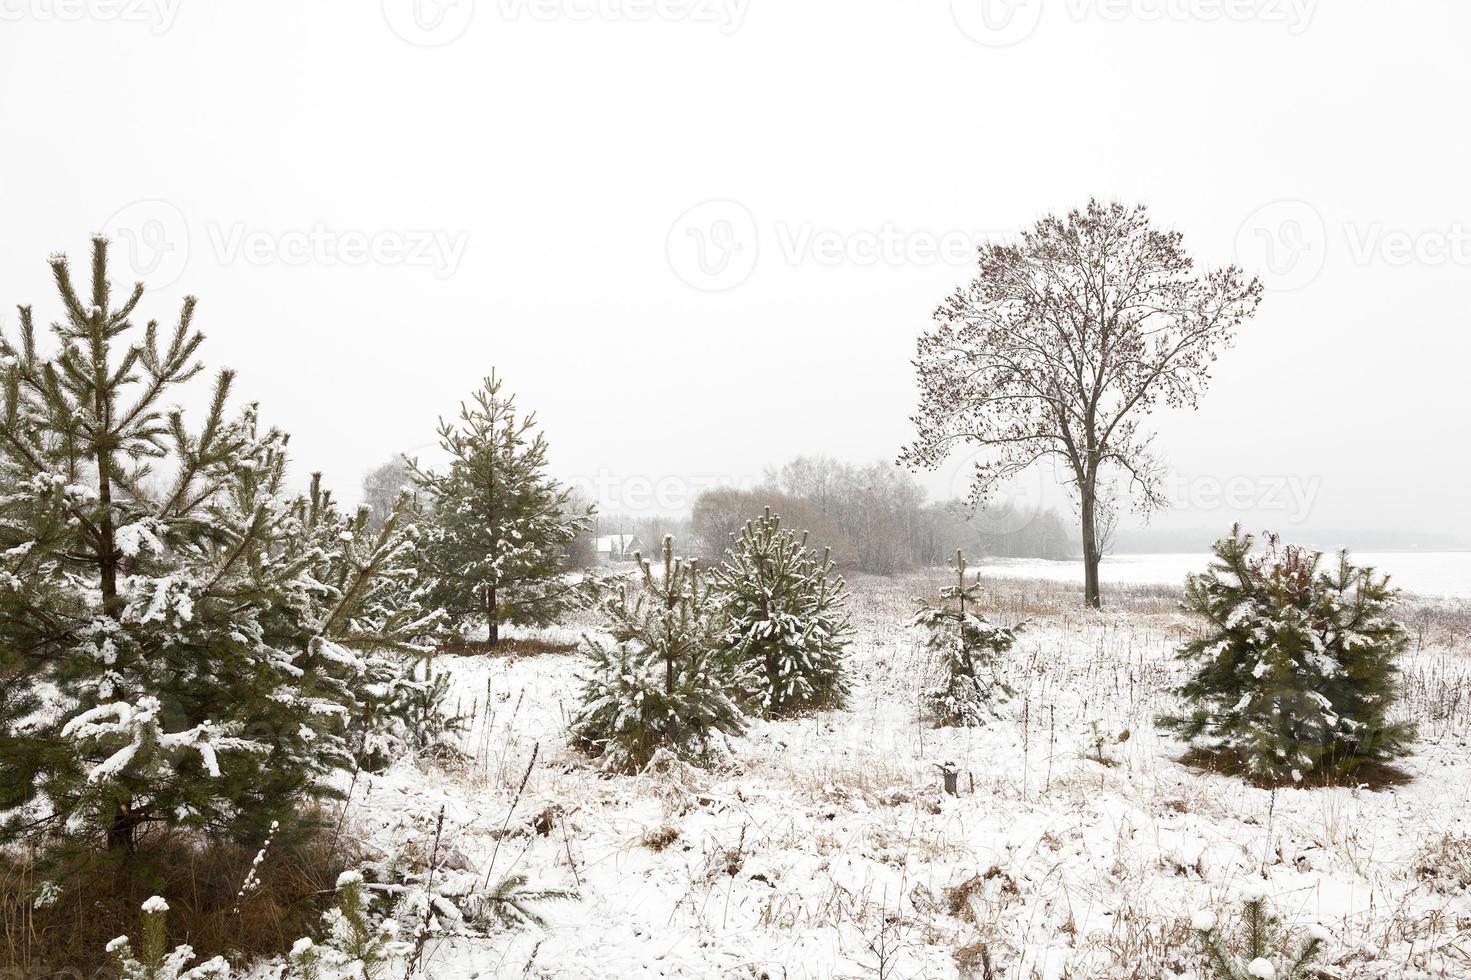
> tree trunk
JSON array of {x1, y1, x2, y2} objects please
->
[
  {"x1": 487, "y1": 584, "x2": 499, "y2": 647},
  {"x1": 106, "y1": 802, "x2": 139, "y2": 852},
  {"x1": 1080, "y1": 484, "x2": 1102, "y2": 609},
  {"x1": 95, "y1": 368, "x2": 119, "y2": 617}
]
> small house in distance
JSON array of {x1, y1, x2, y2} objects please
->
[{"x1": 595, "y1": 533, "x2": 641, "y2": 562}]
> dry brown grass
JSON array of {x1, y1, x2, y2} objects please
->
[
  {"x1": 1415, "y1": 831, "x2": 1471, "y2": 895},
  {"x1": 866, "y1": 568, "x2": 1471, "y2": 648},
  {"x1": 1175, "y1": 746, "x2": 1414, "y2": 791},
  {"x1": 1090, "y1": 905, "x2": 1197, "y2": 980},
  {"x1": 1, "y1": 824, "x2": 355, "y2": 977},
  {"x1": 639, "y1": 825, "x2": 681, "y2": 852}
]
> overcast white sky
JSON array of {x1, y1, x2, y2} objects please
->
[{"x1": 2, "y1": 1, "x2": 1468, "y2": 549}]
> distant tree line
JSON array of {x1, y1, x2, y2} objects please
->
[
  {"x1": 688, "y1": 455, "x2": 1074, "y2": 575},
  {"x1": 368, "y1": 453, "x2": 1074, "y2": 577}
]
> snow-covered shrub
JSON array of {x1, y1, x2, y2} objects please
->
[
  {"x1": 107, "y1": 896, "x2": 230, "y2": 980},
  {"x1": 1191, "y1": 884, "x2": 1327, "y2": 980},
  {"x1": 911, "y1": 550, "x2": 1020, "y2": 726},
  {"x1": 571, "y1": 536, "x2": 745, "y2": 771},
  {"x1": 350, "y1": 836, "x2": 574, "y2": 947},
  {"x1": 0, "y1": 240, "x2": 442, "y2": 851},
  {"x1": 388, "y1": 661, "x2": 471, "y2": 764},
  {"x1": 287, "y1": 871, "x2": 406, "y2": 980},
  {"x1": 1159, "y1": 526, "x2": 1414, "y2": 783},
  {"x1": 712, "y1": 508, "x2": 852, "y2": 715}
]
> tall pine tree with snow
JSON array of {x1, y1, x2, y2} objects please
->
[
  {"x1": 911, "y1": 550, "x2": 1021, "y2": 727},
  {"x1": 713, "y1": 508, "x2": 851, "y2": 715},
  {"x1": 571, "y1": 536, "x2": 745, "y2": 771},
  {"x1": 0, "y1": 238, "x2": 437, "y2": 853},
  {"x1": 409, "y1": 372, "x2": 592, "y2": 647},
  {"x1": 1159, "y1": 526, "x2": 1414, "y2": 783}
]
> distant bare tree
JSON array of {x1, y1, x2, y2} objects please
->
[
  {"x1": 901, "y1": 200, "x2": 1262, "y2": 607},
  {"x1": 361, "y1": 456, "x2": 414, "y2": 531},
  {"x1": 564, "y1": 490, "x2": 599, "y2": 568},
  {"x1": 774, "y1": 455, "x2": 846, "y2": 517},
  {"x1": 691, "y1": 488, "x2": 848, "y2": 566}
]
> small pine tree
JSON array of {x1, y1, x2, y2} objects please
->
[
  {"x1": 392, "y1": 660, "x2": 471, "y2": 762},
  {"x1": 410, "y1": 371, "x2": 592, "y2": 647},
  {"x1": 470, "y1": 872, "x2": 578, "y2": 931},
  {"x1": 910, "y1": 550, "x2": 1020, "y2": 726},
  {"x1": 1160, "y1": 526, "x2": 1415, "y2": 783},
  {"x1": 1192, "y1": 887, "x2": 1327, "y2": 980},
  {"x1": 287, "y1": 871, "x2": 405, "y2": 980},
  {"x1": 107, "y1": 896, "x2": 230, "y2": 980},
  {"x1": 571, "y1": 536, "x2": 745, "y2": 771},
  {"x1": 712, "y1": 508, "x2": 851, "y2": 715}
]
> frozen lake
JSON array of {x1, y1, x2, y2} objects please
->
[{"x1": 980, "y1": 551, "x2": 1471, "y2": 599}]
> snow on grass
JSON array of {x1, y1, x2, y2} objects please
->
[{"x1": 315, "y1": 574, "x2": 1471, "y2": 979}]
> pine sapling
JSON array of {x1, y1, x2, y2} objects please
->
[
  {"x1": 713, "y1": 508, "x2": 852, "y2": 715},
  {"x1": 1191, "y1": 886, "x2": 1328, "y2": 980},
  {"x1": 571, "y1": 536, "x2": 745, "y2": 771},
  {"x1": 911, "y1": 550, "x2": 1021, "y2": 726},
  {"x1": 107, "y1": 896, "x2": 230, "y2": 980},
  {"x1": 470, "y1": 873, "x2": 578, "y2": 931},
  {"x1": 1160, "y1": 526, "x2": 1415, "y2": 783},
  {"x1": 408, "y1": 371, "x2": 593, "y2": 647},
  {"x1": 300, "y1": 871, "x2": 406, "y2": 980}
]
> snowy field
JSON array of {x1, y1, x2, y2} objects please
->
[
  {"x1": 980, "y1": 552, "x2": 1471, "y2": 600},
  {"x1": 304, "y1": 573, "x2": 1471, "y2": 980}
]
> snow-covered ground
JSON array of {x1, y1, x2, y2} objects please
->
[
  {"x1": 314, "y1": 574, "x2": 1471, "y2": 979},
  {"x1": 981, "y1": 552, "x2": 1471, "y2": 600}
]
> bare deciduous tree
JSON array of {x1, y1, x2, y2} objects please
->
[
  {"x1": 361, "y1": 455, "x2": 413, "y2": 531},
  {"x1": 900, "y1": 200, "x2": 1262, "y2": 607}
]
